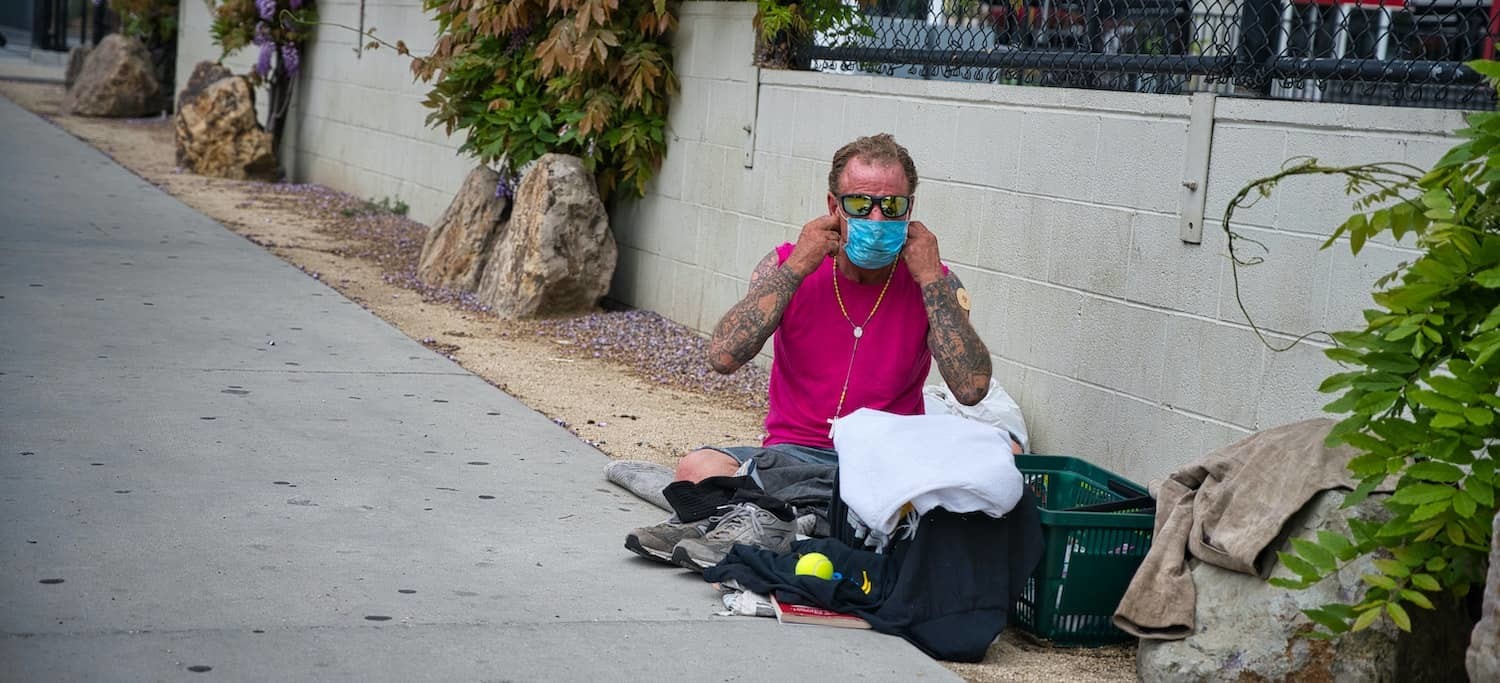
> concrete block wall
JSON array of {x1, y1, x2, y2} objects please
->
[
  {"x1": 172, "y1": 1, "x2": 1468, "y2": 482},
  {"x1": 176, "y1": 0, "x2": 473, "y2": 224},
  {"x1": 612, "y1": 3, "x2": 1468, "y2": 482}
]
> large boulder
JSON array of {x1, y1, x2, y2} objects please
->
[
  {"x1": 173, "y1": 76, "x2": 276, "y2": 180},
  {"x1": 418, "y1": 166, "x2": 509, "y2": 292},
  {"x1": 475, "y1": 154, "x2": 616, "y2": 317},
  {"x1": 1470, "y1": 511, "x2": 1500, "y2": 681},
  {"x1": 1139, "y1": 490, "x2": 1471, "y2": 682},
  {"x1": 62, "y1": 34, "x2": 158, "y2": 117},
  {"x1": 177, "y1": 60, "x2": 234, "y2": 112}
]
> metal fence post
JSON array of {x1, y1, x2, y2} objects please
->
[
  {"x1": 1235, "y1": 0, "x2": 1281, "y2": 95},
  {"x1": 92, "y1": 0, "x2": 109, "y2": 45},
  {"x1": 32, "y1": 0, "x2": 52, "y2": 50},
  {"x1": 53, "y1": 0, "x2": 67, "y2": 50}
]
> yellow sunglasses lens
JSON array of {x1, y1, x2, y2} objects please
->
[
  {"x1": 842, "y1": 195, "x2": 874, "y2": 216},
  {"x1": 879, "y1": 196, "x2": 910, "y2": 217}
]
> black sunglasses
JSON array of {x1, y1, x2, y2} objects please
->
[{"x1": 838, "y1": 194, "x2": 912, "y2": 219}]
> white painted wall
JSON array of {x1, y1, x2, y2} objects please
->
[
  {"x1": 176, "y1": 0, "x2": 472, "y2": 224},
  {"x1": 613, "y1": 3, "x2": 1467, "y2": 482},
  {"x1": 175, "y1": 1, "x2": 1468, "y2": 483}
]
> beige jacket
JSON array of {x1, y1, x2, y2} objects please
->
[{"x1": 1112, "y1": 418, "x2": 1367, "y2": 640}]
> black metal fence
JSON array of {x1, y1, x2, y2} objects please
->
[
  {"x1": 798, "y1": 0, "x2": 1500, "y2": 109},
  {"x1": 28, "y1": 0, "x2": 112, "y2": 52}
]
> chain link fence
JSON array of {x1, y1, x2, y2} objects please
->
[{"x1": 797, "y1": 0, "x2": 1500, "y2": 109}]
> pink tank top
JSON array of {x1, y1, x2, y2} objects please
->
[{"x1": 764, "y1": 243, "x2": 943, "y2": 449}]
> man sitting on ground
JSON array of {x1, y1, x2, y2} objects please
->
[{"x1": 625, "y1": 133, "x2": 998, "y2": 569}]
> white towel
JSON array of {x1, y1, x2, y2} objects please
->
[{"x1": 832, "y1": 408, "x2": 1024, "y2": 541}]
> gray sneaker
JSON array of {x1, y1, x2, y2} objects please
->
[
  {"x1": 625, "y1": 517, "x2": 713, "y2": 563},
  {"x1": 671, "y1": 502, "x2": 796, "y2": 572}
]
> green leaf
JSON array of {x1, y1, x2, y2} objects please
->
[
  {"x1": 1292, "y1": 538, "x2": 1338, "y2": 573},
  {"x1": 1325, "y1": 347, "x2": 1364, "y2": 364},
  {"x1": 1349, "y1": 518, "x2": 1381, "y2": 544},
  {"x1": 1303, "y1": 607, "x2": 1352, "y2": 633},
  {"x1": 1352, "y1": 606, "x2": 1383, "y2": 632},
  {"x1": 1408, "y1": 389, "x2": 1465, "y2": 414},
  {"x1": 1478, "y1": 305, "x2": 1500, "y2": 333},
  {"x1": 1351, "y1": 374, "x2": 1407, "y2": 392},
  {"x1": 1355, "y1": 391, "x2": 1400, "y2": 414},
  {"x1": 1391, "y1": 483, "x2": 1457, "y2": 505},
  {"x1": 1453, "y1": 490, "x2": 1479, "y2": 518},
  {"x1": 1317, "y1": 530, "x2": 1358, "y2": 561},
  {"x1": 1467, "y1": 58, "x2": 1500, "y2": 80},
  {"x1": 1466, "y1": 407, "x2": 1495, "y2": 425},
  {"x1": 1388, "y1": 324, "x2": 1421, "y2": 342},
  {"x1": 1392, "y1": 543, "x2": 1435, "y2": 566},
  {"x1": 1347, "y1": 213, "x2": 1370, "y2": 254},
  {"x1": 1466, "y1": 477, "x2": 1495, "y2": 507},
  {"x1": 1279, "y1": 551, "x2": 1323, "y2": 581},
  {"x1": 1387, "y1": 602, "x2": 1412, "y2": 631},
  {"x1": 1411, "y1": 573, "x2": 1442, "y2": 591},
  {"x1": 1400, "y1": 589, "x2": 1436, "y2": 610},
  {"x1": 1368, "y1": 417, "x2": 1425, "y2": 444},
  {"x1": 1364, "y1": 353, "x2": 1420, "y2": 374},
  {"x1": 1342, "y1": 475, "x2": 1384, "y2": 507},
  {"x1": 1425, "y1": 375, "x2": 1479, "y2": 401},
  {"x1": 1407, "y1": 461, "x2": 1465, "y2": 483},
  {"x1": 1324, "y1": 392, "x2": 1363, "y2": 414},
  {"x1": 1328, "y1": 415, "x2": 1373, "y2": 447},
  {"x1": 1409, "y1": 499, "x2": 1452, "y2": 522},
  {"x1": 1372, "y1": 558, "x2": 1411, "y2": 577},
  {"x1": 1319, "y1": 372, "x2": 1364, "y2": 393},
  {"x1": 1476, "y1": 265, "x2": 1500, "y2": 288},
  {"x1": 1363, "y1": 573, "x2": 1399, "y2": 590},
  {"x1": 1432, "y1": 413, "x2": 1466, "y2": 429},
  {"x1": 1269, "y1": 576, "x2": 1311, "y2": 590}
]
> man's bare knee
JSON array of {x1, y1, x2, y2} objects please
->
[{"x1": 675, "y1": 449, "x2": 739, "y2": 483}]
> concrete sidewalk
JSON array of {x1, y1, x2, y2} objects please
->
[
  {"x1": 0, "y1": 26, "x2": 67, "y2": 84},
  {"x1": 0, "y1": 95, "x2": 958, "y2": 680}
]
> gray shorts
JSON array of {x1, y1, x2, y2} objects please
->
[{"x1": 705, "y1": 443, "x2": 839, "y2": 468}]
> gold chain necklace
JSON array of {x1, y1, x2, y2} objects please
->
[{"x1": 827, "y1": 263, "x2": 897, "y2": 437}]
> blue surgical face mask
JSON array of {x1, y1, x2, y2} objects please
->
[{"x1": 844, "y1": 217, "x2": 908, "y2": 269}]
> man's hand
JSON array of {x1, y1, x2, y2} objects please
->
[
  {"x1": 785, "y1": 214, "x2": 842, "y2": 277},
  {"x1": 903, "y1": 221, "x2": 944, "y2": 286}
]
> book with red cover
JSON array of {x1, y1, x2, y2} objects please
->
[{"x1": 770, "y1": 596, "x2": 872, "y2": 629}]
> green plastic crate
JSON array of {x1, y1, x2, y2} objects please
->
[{"x1": 1011, "y1": 454, "x2": 1154, "y2": 646}]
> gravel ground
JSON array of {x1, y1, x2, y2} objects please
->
[{"x1": 238, "y1": 183, "x2": 772, "y2": 411}]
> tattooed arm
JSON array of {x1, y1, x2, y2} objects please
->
[
  {"x1": 707, "y1": 252, "x2": 801, "y2": 373},
  {"x1": 903, "y1": 221, "x2": 992, "y2": 406},
  {"x1": 708, "y1": 215, "x2": 842, "y2": 374},
  {"x1": 922, "y1": 273, "x2": 992, "y2": 406}
]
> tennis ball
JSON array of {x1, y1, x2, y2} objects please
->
[{"x1": 795, "y1": 552, "x2": 835, "y2": 580}]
